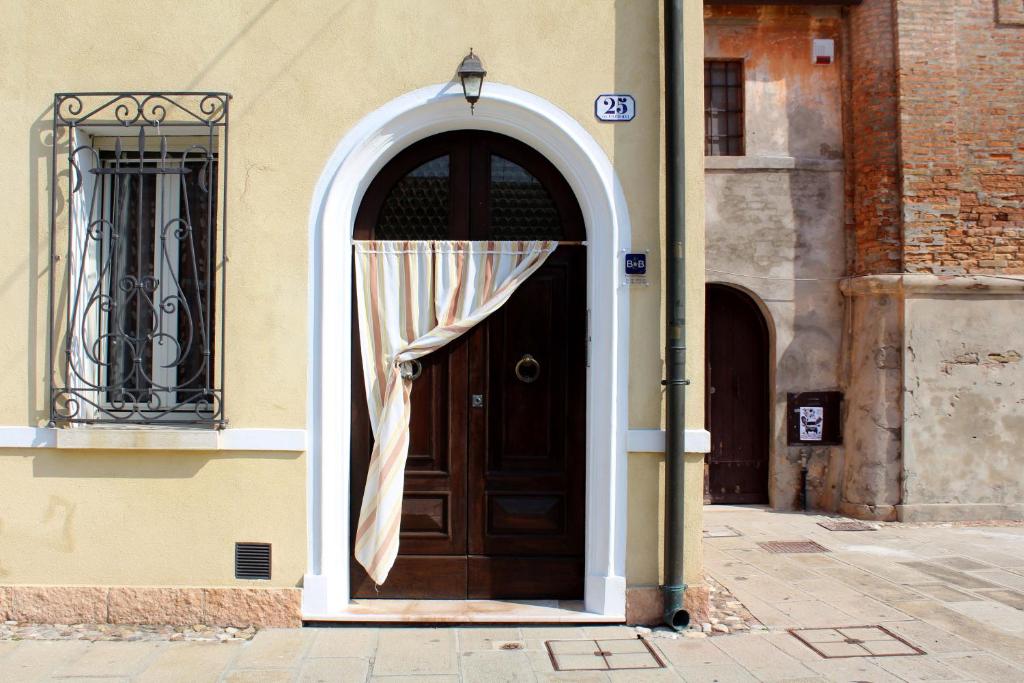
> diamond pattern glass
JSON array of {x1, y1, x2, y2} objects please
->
[
  {"x1": 376, "y1": 155, "x2": 450, "y2": 239},
  {"x1": 490, "y1": 155, "x2": 562, "y2": 240}
]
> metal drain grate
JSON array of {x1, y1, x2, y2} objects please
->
[
  {"x1": 758, "y1": 540, "x2": 830, "y2": 554},
  {"x1": 545, "y1": 638, "x2": 665, "y2": 671},
  {"x1": 790, "y1": 626, "x2": 925, "y2": 658},
  {"x1": 235, "y1": 542, "x2": 272, "y2": 580},
  {"x1": 818, "y1": 519, "x2": 877, "y2": 532}
]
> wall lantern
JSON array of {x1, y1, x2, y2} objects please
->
[{"x1": 457, "y1": 48, "x2": 487, "y2": 113}]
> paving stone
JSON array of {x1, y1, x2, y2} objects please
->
[
  {"x1": 306, "y1": 627, "x2": 377, "y2": 659},
  {"x1": 52, "y1": 641, "x2": 163, "y2": 678},
  {"x1": 137, "y1": 642, "x2": 241, "y2": 682},
  {"x1": 373, "y1": 627, "x2": 456, "y2": 676},
  {"x1": 232, "y1": 629, "x2": 310, "y2": 670},
  {"x1": 0, "y1": 641, "x2": 90, "y2": 680},
  {"x1": 652, "y1": 636, "x2": 734, "y2": 668},
  {"x1": 550, "y1": 652, "x2": 606, "y2": 672},
  {"x1": 548, "y1": 640, "x2": 601, "y2": 655},
  {"x1": 536, "y1": 671, "x2": 611, "y2": 682},
  {"x1": 597, "y1": 638, "x2": 651, "y2": 654},
  {"x1": 823, "y1": 595, "x2": 913, "y2": 623},
  {"x1": 791, "y1": 629, "x2": 845, "y2": 644},
  {"x1": 368, "y1": 677, "x2": 458, "y2": 683},
  {"x1": 606, "y1": 652, "x2": 661, "y2": 669},
  {"x1": 900, "y1": 562, "x2": 1003, "y2": 590},
  {"x1": 297, "y1": 657, "x2": 370, "y2": 682},
  {"x1": 672, "y1": 663, "x2": 758, "y2": 682},
  {"x1": 883, "y1": 620, "x2": 981, "y2": 654},
  {"x1": 941, "y1": 653, "x2": 1024, "y2": 682},
  {"x1": 223, "y1": 670, "x2": 296, "y2": 683},
  {"x1": 935, "y1": 556, "x2": 994, "y2": 571},
  {"x1": 520, "y1": 626, "x2": 587, "y2": 641},
  {"x1": 969, "y1": 569, "x2": 1024, "y2": 591},
  {"x1": 975, "y1": 588, "x2": 1024, "y2": 610},
  {"x1": 458, "y1": 627, "x2": 522, "y2": 651},
  {"x1": 943, "y1": 600, "x2": 1024, "y2": 633},
  {"x1": 582, "y1": 625, "x2": 641, "y2": 639},
  {"x1": 891, "y1": 600, "x2": 1024, "y2": 665},
  {"x1": 772, "y1": 600, "x2": 856, "y2": 629},
  {"x1": 873, "y1": 654, "x2": 965, "y2": 682},
  {"x1": 712, "y1": 633, "x2": 810, "y2": 679},
  {"x1": 803, "y1": 657, "x2": 905, "y2": 683},
  {"x1": 910, "y1": 583, "x2": 979, "y2": 602}
]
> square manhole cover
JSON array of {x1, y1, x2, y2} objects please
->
[
  {"x1": 758, "y1": 540, "x2": 830, "y2": 554},
  {"x1": 818, "y1": 519, "x2": 877, "y2": 532},
  {"x1": 790, "y1": 626, "x2": 925, "y2": 658},
  {"x1": 545, "y1": 638, "x2": 665, "y2": 671}
]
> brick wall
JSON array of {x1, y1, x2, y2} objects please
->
[
  {"x1": 848, "y1": 0, "x2": 1024, "y2": 275},
  {"x1": 897, "y1": 0, "x2": 1024, "y2": 274},
  {"x1": 846, "y1": 0, "x2": 903, "y2": 275}
]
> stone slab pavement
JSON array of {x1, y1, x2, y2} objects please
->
[{"x1": 1, "y1": 507, "x2": 1022, "y2": 681}]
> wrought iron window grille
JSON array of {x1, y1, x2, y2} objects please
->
[{"x1": 48, "y1": 92, "x2": 230, "y2": 426}]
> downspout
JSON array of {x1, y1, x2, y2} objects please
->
[{"x1": 662, "y1": 0, "x2": 690, "y2": 631}]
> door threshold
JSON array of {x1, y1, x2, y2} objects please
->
[{"x1": 304, "y1": 599, "x2": 624, "y2": 624}]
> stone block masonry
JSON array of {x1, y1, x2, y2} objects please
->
[{"x1": 1, "y1": 586, "x2": 301, "y2": 627}]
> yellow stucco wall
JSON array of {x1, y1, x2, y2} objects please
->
[{"x1": 0, "y1": 0, "x2": 705, "y2": 591}]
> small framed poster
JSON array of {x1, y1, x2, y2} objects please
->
[
  {"x1": 595, "y1": 94, "x2": 636, "y2": 122},
  {"x1": 787, "y1": 392, "x2": 842, "y2": 445}
]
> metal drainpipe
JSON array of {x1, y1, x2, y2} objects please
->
[{"x1": 662, "y1": 0, "x2": 690, "y2": 631}]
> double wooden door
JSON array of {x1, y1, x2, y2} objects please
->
[{"x1": 350, "y1": 131, "x2": 587, "y2": 599}]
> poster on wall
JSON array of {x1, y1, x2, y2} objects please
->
[{"x1": 798, "y1": 406, "x2": 824, "y2": 441}]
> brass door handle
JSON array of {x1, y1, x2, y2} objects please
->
[{"x1": 514, "y1": 354, "x2": 540, "y2": 384}]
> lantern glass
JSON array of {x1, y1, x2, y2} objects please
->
[{"x1": 461, "y1": 74, "x2": 483, "y2": 102}]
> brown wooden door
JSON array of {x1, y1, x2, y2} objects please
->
[
  {"x1": 349, "y1": 131, "x2": 586, "y2": 599},
  {"x1": 705, "y1": 284, "x2": 770, "y2": 504}
]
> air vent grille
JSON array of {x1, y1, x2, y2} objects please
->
[{"x1": 235, "y1": 542, "x2": 271, "y2": 580}]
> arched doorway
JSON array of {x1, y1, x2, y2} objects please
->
[
  {"x1": 705, "y1": 284, "x2": 770, "y2": 504},
  {"x1": 349, "y1": 131, "x2": 587, "y2": 599}
]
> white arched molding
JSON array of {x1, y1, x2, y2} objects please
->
[{"x1": 303, "y1": 82, "x2": 630, "y2": 619}]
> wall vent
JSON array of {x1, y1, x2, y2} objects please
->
[{"x1": 235, "y1": 542, "x2": 272, "y2": 580}]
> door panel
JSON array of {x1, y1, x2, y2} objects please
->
[
  {"x1": 468, "y1": 247, "x2": 586, "y2": 572},
  {"x1": 705, "y1": 285, "x2": 770, "y2": 504},
  {"x1": 349, "y1": 131, "x2": 586, "y2": 599}
]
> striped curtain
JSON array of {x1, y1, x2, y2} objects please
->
[{"x1": 352, "y1": 240, "x2": 557, "y2": 584}]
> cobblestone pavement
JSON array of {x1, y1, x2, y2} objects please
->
[{"x1": 0, "y1": 507, "x2": 1021, "y2": 681}]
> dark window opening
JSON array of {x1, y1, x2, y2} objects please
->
[{"x1": 705, "y1": 60, "x2": 744, "y2": 156}]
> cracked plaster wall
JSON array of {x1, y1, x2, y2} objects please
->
[{"x1": 901, "y1": 296, "x2": 1024, "y2": 520}]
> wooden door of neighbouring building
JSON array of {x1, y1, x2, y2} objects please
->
[
  {"x1": 349, "y1": 131, "x2": 586, "y2": 599},
  {"x1": 705, "y1": 284, "x2": 770, "y2": 504}
]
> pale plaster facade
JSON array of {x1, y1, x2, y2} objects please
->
[{"x1": 0, "y1": 0, "x2": 709, "y2": 626}]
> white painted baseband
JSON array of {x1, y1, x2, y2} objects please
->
[
  {"x1": 0, "y1": 426, "x2": 306, "y2": 451},
  {"x1": 626, "y1": 428, "x2": 711, "y2": 454}
]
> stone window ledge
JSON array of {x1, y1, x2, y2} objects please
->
[
  {"x1": 705, "y1": 155, "x2": 843, "y2": 172},
  {"x1": 0, "y1": 426, "x2": 306, "y2": 452}
]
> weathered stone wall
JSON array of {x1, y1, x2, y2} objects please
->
[
  {"x1": 901, "y1": 288, "x2": 1024, "y2": 521},
  {"x1": 705, "y1": 6, "x2": 847, "y2": 511}
]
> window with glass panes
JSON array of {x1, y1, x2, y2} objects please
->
[{"x1": 705, "y1": 61, "x2": 744, "y2": 156}]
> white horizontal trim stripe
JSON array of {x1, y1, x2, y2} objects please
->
[
  {"x1": 0, "y1": 427, "x2": 306, "y2": 452},
  {"x1": 626, "y1": 428, "x2": 711, "y2": 454}
]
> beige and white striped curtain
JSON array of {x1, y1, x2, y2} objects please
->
[{"x1": 353, "y1": 240, "x2": 556, "y2": 584}]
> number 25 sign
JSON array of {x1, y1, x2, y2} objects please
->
[{"x1": 595, "y1": 94, "x2": 636, "y2": 122}]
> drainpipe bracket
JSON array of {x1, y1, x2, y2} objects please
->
[{"x1": 660, "y1": 378, "x2": 691, "y2": 386}]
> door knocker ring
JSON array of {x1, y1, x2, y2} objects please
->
[{"x1": 514, "y1": 354, "x2": 540, "y2": 384}]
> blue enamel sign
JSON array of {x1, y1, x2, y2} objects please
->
[{"x1": 625, "y1": 253, "x2": 647, "y2": 276}]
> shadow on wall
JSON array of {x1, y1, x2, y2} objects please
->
[
  {"x1": 26, "y1": 110, "x2": 53, "y2": 427},
  {"x1": 31, "y1": 451, "x2": 300, "y2": 479}
]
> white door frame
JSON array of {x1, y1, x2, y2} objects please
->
[{"x1": 303, "y1": 82, "x2": 631, "y2": 619}]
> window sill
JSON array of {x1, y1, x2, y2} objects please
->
[
  {"x1": 0, "y1": 426, "x2": 306, "y2": 452},
  {"x1": 704, "y1": 155, "x2": 843, "y2": 172}
]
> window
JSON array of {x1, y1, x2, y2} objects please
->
[
  {"x1": 50, "y1": 93, "x2": 229, "y2": 425},
  {"x1": 705, "y1": 60, "x2": 744, "y2": 156}
]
